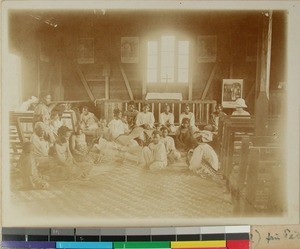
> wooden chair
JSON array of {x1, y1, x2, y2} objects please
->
[
  {"x1": 16, "y1": 116, "x2": 34, "y2": 143},
  {"x1": 61, "y1": 111, "x2": 76, "y2": 131}
]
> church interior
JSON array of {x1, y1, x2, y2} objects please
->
[{"x1": 5, "y1": 8, "x2": 289, "y2": 222}]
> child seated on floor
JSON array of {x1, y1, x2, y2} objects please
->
[
  {"x1": 18, "y1": 142, "x2": 50, "y2": 190},
  {"x1": 187, "y1": 132, "x2": 219, "y2": 179},
  {"x1": 51, "y1": 125, "x2": 92, "y2": 179},
  {"x1": 160, "y1": 126, "x2": 181, "y2": 164},
  {"x1": 175, "y1": 117, "x2": 198, "y2": 152},
  {"x1": 108, "y1": 109, "x2": 130, "y2": 140},
  {"x1": 141, "y1": 130, "x2": 168, "y2": 170}
]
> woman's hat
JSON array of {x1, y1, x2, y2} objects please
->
[{"x1": 234, "y1": 98, "x2": 247, "y2": 108}]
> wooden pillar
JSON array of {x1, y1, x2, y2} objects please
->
[
  {"x1": 37, "y1": 41, "x2": 41, "y2": 97},
  {"x1": 104, "y1": 63, "x2": 110, "y2": 99},
  {"x1": 255, "y1": 11, "x2": 273, "y2": 136}
]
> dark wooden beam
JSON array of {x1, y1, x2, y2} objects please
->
[{"x1": 201, "y1": 63, "x2": 217, "y2": 100}]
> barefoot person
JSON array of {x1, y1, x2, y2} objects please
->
[
  {"x1": 52, "y1": 126, "x2": 92, "y2": 179},
  {"x1": 141, "y1": 130, "x2": 167, "y2": 170},
  {"x1": 188, "y1": 132, "x2": 219, "y2": 179},
  {"x1": 160, "y1": 126, "x2": 181, "y2": 164}
]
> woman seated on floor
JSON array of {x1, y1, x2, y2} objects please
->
[
  {"x1": 175, "y1": 117, "x2": 198, "y2": 152},
  {"x1": 187, "y1": 131, "x2": 219, "y2": 179},
  {"x1": 141, "y1": 130, "x2": 167, "y2": 170},
  {"x1": 50, "y1": 125, "x2": 92, "y2": 180}
]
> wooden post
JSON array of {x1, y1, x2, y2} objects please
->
[
  {"x1": 103, "y1": 63, "x2": 110, "y2": 99},
  {"x1": 255, "y1": 11, "x2": 272, "y2": 136},
  {"x1": 37, "y1": 41, "x2": 41, "y2": 97}
]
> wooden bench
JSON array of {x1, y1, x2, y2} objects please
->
[
  {"x1": 217, "y1": 116, "x2": 255, "y2": 179},
  {"x1": 244, "y1": 143, "x2": 285, "y2": 214},
  {"x1": 230, "y1": 135, "x2": 283, "y2": 214}
]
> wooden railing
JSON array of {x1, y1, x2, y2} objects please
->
[{"x1": 95, "y1": 99, "x2": 217, "y2": 126}]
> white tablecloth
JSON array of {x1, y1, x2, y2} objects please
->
[{"x1": 145, "y1": 93, "x2": 183, "y2": 101}]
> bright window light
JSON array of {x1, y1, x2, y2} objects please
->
[{"x1": 147, "y1": 36, "x2": 189, "y2": 83}]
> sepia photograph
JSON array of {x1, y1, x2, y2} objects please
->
[
  {"x1": 222, "y1": 79, "x2": 243, "y2": 108},
  {"x1": 1, "y1": 1, "x2": 299, "y2": 227}
]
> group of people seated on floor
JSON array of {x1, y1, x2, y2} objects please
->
[{"x1": 16, "y1": 92, "x2": 250, "y2": 190}]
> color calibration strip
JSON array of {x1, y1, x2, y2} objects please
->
[{"x1": 1, "y1": 226, "x2": 250, "y2": 249}]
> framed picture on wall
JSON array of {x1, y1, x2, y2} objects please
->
[
  {"x1": 121, "y1": 37, "x2": 139, "y2": 63},
  {"x1": 77, "y1": 38, "x2": 94, "y2": 64},
  {"x1": 222, "y1": 79, "x2": 244, "y2": 108},
  {"x1": 197, "y1": 35, "x2": 217, "y2": 63}
]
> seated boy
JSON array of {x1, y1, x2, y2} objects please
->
[
  {"x1": 124, "y1": 100, "x2": 139, "y2": 129},
  {"x1": 207, "y1": 104, "x2": 227, "y2": 132},
  {"x1": 141, "y1": 130, "x2": 167, "y2": 170},
  {"x1": 136, "y1": 103, "x2": 155, "y2": 130},
  {"x1": 108, "y1": 109, "x2": 129, "y2": 140},
  {"x1": 159, "y1": 103, "x2": 176, "y2": 133},
  {"x1": 179, "y1": 104, "x2": 199, "y2": 132},
  {"x1": 160, "y1": 127, "x2": 181, "y2": 164}
]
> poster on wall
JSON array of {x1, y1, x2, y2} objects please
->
[
  {"x1": 77, "y1": 38, "x2": 94, "y2": 64},
  {"x1": 222, "y1": 79, "x2": 243, "y2": 108},
  {"x1": 197, "y1": 35, "x2": 217, "y2": 63},
  {"x1": 121, "y1": 37, "x2": 139, "y2": 63}
]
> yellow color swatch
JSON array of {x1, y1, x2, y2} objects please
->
[{"x1": 171, "y1": 240, "x2": 226, "y2": 248}]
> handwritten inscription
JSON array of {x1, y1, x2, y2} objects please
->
[
  {"x1": 284, "y1": 229, "x2": 300, "y2": 240},
  {"x1": 251, "y1": 227, "x2": 300, "y2": 248},
  {"x1": 265, "y1": 232, "x2": 280, "y2": 243}
]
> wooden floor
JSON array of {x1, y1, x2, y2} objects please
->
[{"x1": 9, "y1": 157, "x2": 234, "y2": 223}]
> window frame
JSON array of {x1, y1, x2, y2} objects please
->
[{"x1": 146, "y1": 34, "x2": 190, "y2": 85}]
